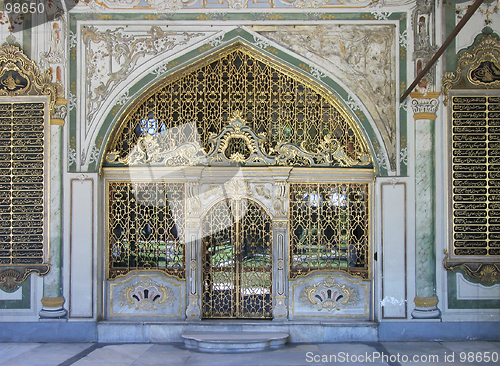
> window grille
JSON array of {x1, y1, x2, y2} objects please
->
[
  {"x1": 289, "y1": 183, "x2": 369, "y2": 279},
  {"x1": 107, "y1": 181, "x2": 185, "y2": 280}
]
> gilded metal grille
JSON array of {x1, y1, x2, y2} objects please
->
[
  {"x1": 0, "y1": 101, "x2": 47, "y2": 268},
  {"x1": 202, "y1": 199, "x2": 272, "y2": 319},
  {"x1": 451, "y1": 95, "x2": 500, "y2": 257},
  {"x1": 105, "y1": 46, "x2": 371, "y2": 168},
  {"x1": 289, "y1": 183, "x2": 369, "y2": 279},
  {"x1": 107, "y1": 182, "x2": 185, "y2": 279}
]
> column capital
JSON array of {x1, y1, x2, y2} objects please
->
[{"x1": 410, "y1": 92, "x2": 440, "y2": 120}]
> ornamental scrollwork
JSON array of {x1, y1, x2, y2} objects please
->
[
  {"x1": 205, "y1": 110, "x2": 274, "y2": 165},
  {"x1": 443, "y1": 255, "x2": 500, "y2": 286},
  {"x1": 411, "y1": 97, "x2": 439, "y2": 115},
  {"x1": 442, "y1": 32, "x2": 500, "y2": 105},
  {"x1": 83, "y1": 26, "x2": 205, "y2": 134},
  {"x1": 0, "y1": 45, "x2": 61, "y2": 117},
  {"x1": 106, "y1": 109, "x2": 371, "y2": 168},
  {"x1": 299, "y1": 276, "x2": 359, "y2": 311},
  {"x1": 272, "y1": 133, "x2": 371, "y2": 168},
  {"x1": 0, "y1": 267, "x2": 50, "y2": 292},
  {"x1": 106, "y1": 138, "x2": 207, "y2": 166}
]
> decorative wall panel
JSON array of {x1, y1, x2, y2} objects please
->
[
  {"x1": 451, "y1": 94, "x2": 500, "y2": 258},
  {"x1": 290, "y1": 272, "x2": 368, "y2": 318},
  {"x1": 86, "y1": 0, "x2": 411, "y2": 10},
  {"x1": 381, "y1": 182, "x2": 407, "y2": 319},
  {"x1": 444, "y1": 31, "x2": 500, "y2": 285},
  {"x1": 109, "y1": 271, "x2": 184, "y2": 318},
  {"x1": 69, "y1": 178, "x2": 94, "y2": 318},
  {"x1": 456, "y1": 273, "x2": 500, "y2": 300}
]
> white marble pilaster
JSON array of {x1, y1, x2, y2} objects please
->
[
  {"x1": 185, "y1": 181, "x2": 202, "y2": 320},
  {"x1": 411, "y1": 92, "x2": 441, "y2": 319},
  {"x1": 39, "y1": 124, "x2": 67, "y2": 319},
  {"x1": 272, "y1": 221, "x2": 288, "y2": 320}
]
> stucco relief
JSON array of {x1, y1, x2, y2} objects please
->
[
  {"x1": 253, "y1": 25, "x2": 397, "y2": 169},
  {"x1": 290, "y1": 272, "x2": 369, "y2": 318},
  {"x1": 109, "y1": 272, "x2": 184, "y2": 317},
  {"x1": 82, "y1": 26, "x2": 206, "y2": 137}
]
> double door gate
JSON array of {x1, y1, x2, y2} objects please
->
[{"x1": 202, "y1": 198, "x2": 272, "y2": 318}]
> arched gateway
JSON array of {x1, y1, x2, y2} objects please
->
[{"x1": 102, "y1": 43, "x2": 374, "y2": 321}]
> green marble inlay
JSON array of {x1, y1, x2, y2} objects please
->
[
  {"x1": 447, "y1": 272, "x2": 500, "y2": 309},
  {"x1": 0, "y1": 278, "x2": 31, "y2": 310}
]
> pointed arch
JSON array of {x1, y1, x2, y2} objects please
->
[{"x1": 102, "y1": 42, "x2": 374, "y2": 172}]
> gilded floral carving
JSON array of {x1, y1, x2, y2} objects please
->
[
  {"x1": 116, "y1": 276, "x2": 176, "y2": 311},
  {"x1": 299, "y1": 276, "x2": 359, "y2": 311}
]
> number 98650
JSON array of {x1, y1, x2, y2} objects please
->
[{"x1": 4, "y1": 1, "x2": 45, "y2": 14}]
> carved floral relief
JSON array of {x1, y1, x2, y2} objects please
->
[
  {"x1": 299, "y1": 276, "x2": 359, "y2": 311},
  {"x1": 82, "y1": 26, "x2": 206, "y2": 137}
]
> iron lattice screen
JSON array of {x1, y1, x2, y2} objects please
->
[
  {"x1": 451, "y1": 95, "x2": 500, "y2": 257},
  {"x1": 107, "y1": 181, "x2": 185, "y2": 280},
  {"x1": 105, "y1": 47, "x2": 370, "y2": 167},
  {"x1": 202, "y1": 199, "x2": 272, "y2": 319},
  {"x1": 289, "y1": 183, "x2": 369, "y2": 279}
]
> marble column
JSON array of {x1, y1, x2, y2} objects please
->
[
  {"x1": 411, "y1": 92, "x2": 441, "y2": 319},
  {"x1": 39, "y1": 118, "x2": 67, "y2": 319}
]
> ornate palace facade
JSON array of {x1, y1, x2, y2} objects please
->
[{"x1": 0, "y1": 0, "x2": 498, "y2": 342}]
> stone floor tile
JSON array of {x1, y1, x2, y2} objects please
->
[
  {"x1": 72, "y1": 361, "x2": 133, "y2": 366},
  {"x1": 180, "y1": 350, "x2": 325, "y2": 366},
  {"x1": 128, "y1": 344, "x2": 191, "y2": 366},
  {"x1": 0, "y1": 343, "x2": 41, "y2": 363},
  {"x1": 316, "y1": 342, "x2": 380, "y2": 354},
  {"x1": 79, "y1": 344, "x2": 153, "y2": 364},
  {"x1": 272, "y1": 343, "x2": 320, "y2": 353},
  {"x1": 0, "y1": 343, "x2": 92, "y2": 366},
  {"x1": 441, "y1": 341, "x2": 500, "y2": 354}
]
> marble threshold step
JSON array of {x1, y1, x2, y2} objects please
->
[{"x1": 182, "y1": 331, "x2": 289, "y2": 353}]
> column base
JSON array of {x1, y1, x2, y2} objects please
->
[
  {"x1": 186, "y1": 295, "x2": 201, "y2": 321},
  {"x1": 411, "y1": 296, "x2": 441, "y2": 319},
  {"x1": 39, "y1": 296, "x2": 68, "y2": 320},
  {"x1": 273, "y1": 295, "x2": 288, "y2": 321}
]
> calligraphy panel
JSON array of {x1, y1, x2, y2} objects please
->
[
  {"x1": 452, "y1": 93, "x2": 500, "y2": 259},
  {"x1": 0, "y1": 97, "x2": 49, "y2": 289}
]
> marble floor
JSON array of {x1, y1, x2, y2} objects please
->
[{"x1": 0, "y1": 341, "x2": 499, "y2": 366}]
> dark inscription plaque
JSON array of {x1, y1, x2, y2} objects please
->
[
  {"x1": 452, "y1": 95, "x2": 500, "y2": 257},
  {"x1": 0, "y1": 102, "x2": 45, "y2": 266}
]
